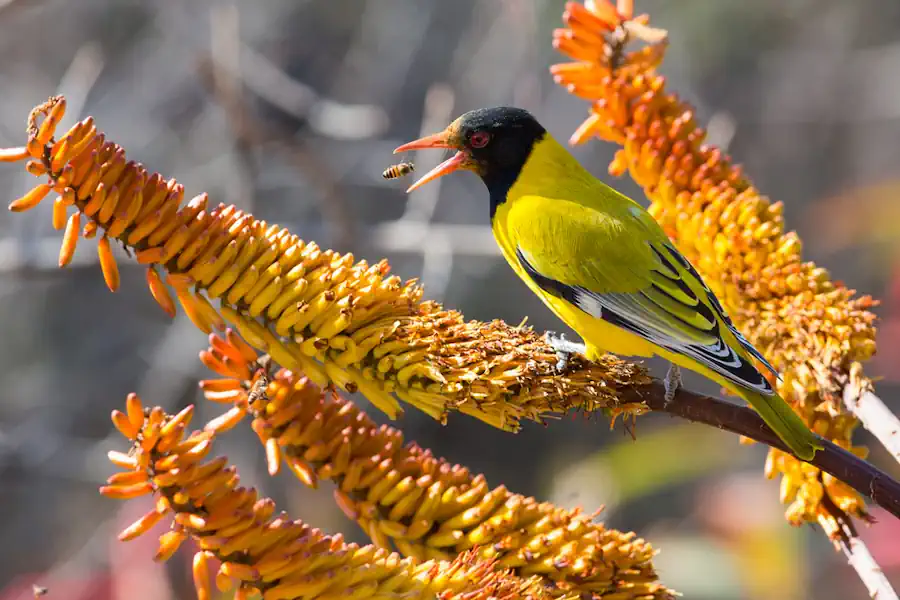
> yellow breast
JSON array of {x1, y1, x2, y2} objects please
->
[{"x1": 490, "y1": 200, "x2": 657, "y2": 360}]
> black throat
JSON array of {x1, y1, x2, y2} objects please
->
[
  {"x1": 481, "y1": 129, "x2": 548, "y2": 220},
  {"x1": 483, "y1": 167, "x2": 523, "y2": 220}
]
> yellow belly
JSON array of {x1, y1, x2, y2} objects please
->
[{"x1": 491, "y1": 212, "x2": 659, "y2": 362}]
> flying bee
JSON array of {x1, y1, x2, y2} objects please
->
[
  {"x1": 247, "y1": 355, "x2": 272, "y2": 405},
  {"x1": 382, "y1": 161, "x2": 415, "y2": 180}
]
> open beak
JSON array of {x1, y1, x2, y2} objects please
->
[{"x1": 393, "y1": 128, "x2": 468, "y2": 193}]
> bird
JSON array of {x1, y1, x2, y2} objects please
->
[{"x1": 393, "y1": 106, "x2": 822, "y2": 460}]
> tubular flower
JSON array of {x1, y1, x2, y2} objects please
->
[
  {"x1": 551, "y1": 0, "x2": 877, "y2": 529},
  {"x1": 196, "y1": 332, "x2": 672, "y2": 600},
  {"x1": 2, "y1": 95, "x2": 650, "y2": 433},
  {"x1": 101, "y1": 393, "x2": 571, "y2": 600}
]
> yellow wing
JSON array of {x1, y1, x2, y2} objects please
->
[{"x1": 503, "y1": 194, "x2": 779, "y2": 394}]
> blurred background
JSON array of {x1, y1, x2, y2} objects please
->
[{"x1": 1, "y1": 0, "x2": 899, "y2": 598}]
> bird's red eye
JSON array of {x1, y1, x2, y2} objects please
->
[{"x1": 470, "y1": 131, "x2": 490, "y2": 148}]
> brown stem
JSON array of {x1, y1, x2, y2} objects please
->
[{"x1": 619, "y1": 381, "x2": 900, "y2": 521}]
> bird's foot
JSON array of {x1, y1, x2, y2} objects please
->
[
  {"x1": 545, "y1": 331, "x2": 587, "y2": 373},
  {"x1": 663, "y1": 363, "x2": 682, "y2": 405}
]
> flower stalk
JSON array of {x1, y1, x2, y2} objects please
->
[
  {"x1": 551, "y1": 0, "x2": 879, "y2": 532},
  {"x1": 4, "y1": 94, "x2": 648, "y2": 434},
  {"x1": 196, "y1": 331, "x2": 671, "y2": 599},
  {"x1": 100, "y1": 392, "x2": 582, "y2": 600}
]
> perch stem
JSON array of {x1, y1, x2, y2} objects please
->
[{"x1": 620, "y1": 381, "x2": 900, "y2": 521}]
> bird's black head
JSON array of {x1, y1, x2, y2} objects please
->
[
  {"x1": 394, "y1": 106, "x2": 547, "y2": 209},
  {"x1": 453, "y1": 107, "x2": 547, "y2": 184}
]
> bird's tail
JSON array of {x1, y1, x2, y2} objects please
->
[{"x1": 739, "y1": 388, "x2": 823, "y2": 461}]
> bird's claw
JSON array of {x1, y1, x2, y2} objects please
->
[
  {"x1": 544, "y1": 331, "x2": 587, "y2": 373},
  {"x1": 663, "y1": 363, "x2": 682, "y2": 405}
]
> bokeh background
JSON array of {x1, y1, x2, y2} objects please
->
[{"x1": 1, "y1": 1, "x2": 900, "y2": 599}]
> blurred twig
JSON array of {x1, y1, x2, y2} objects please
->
[
  {"x1": 0, "y1": 235, "x2": 132, "y2": 273},
  {"x1": 840, "y1": 532, "x2": 898, "y2": 599},
  {"x1": 397, "y1": 84, "x2": 455, "y2": 223},
  {"x1": 819, "y1": 492, "x2": 899, "y2": 600},
  {"x1": 626, "y1": 381, "x2": 900, "y2": 521},
  {"x1": 0, "y1": 0, "x2": 32, "y2": 18},
  {"x1": 705, "y1": 110, "x2": 737, "y2": 153},
  {"x1": 391, "y1": 83, "x2": 456, "y2": 299},
  {"x1": 209, "y1": 2, "x2": 256, "y2": 206},
  {"x1": 844, "y1": 382, "x2": 900, "y2": 467},
  {"x1": 238, "y1": 41, "x2": 387, "y2": 140},
  {"x1": 368, "y1": 222, "x2": 497, "y2": 255},
  {"x1": 627, "y1": 380, "x2": 900, "y2": 596},
  {"x1": 56, "y1": 41, "x2": 105, "y2": 124},
  {"x1": 197, "y1": 55, "x2": 356, "y2": 248}
]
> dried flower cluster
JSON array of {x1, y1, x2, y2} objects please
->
[
  {"x1": 2, "y1": 95, "x2": 649, "y2": 434},
  {"x1": 551, "y1": 0, "x2": 877, "y2": 529},
  {"x1": 101, "y1": 392, "x2": 575, "y2": 600},
  {"x1": 195, "y1": 331, "x2": 671, "y2": 599}
]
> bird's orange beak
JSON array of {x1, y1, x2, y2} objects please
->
[{"x1": 393, "y1": 124, "x2": 469, "y2": 193}]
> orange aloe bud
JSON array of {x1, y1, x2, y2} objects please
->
[
  {"x1": 214, "y1": 568, "x2": 233, "y2": 593},
  {"x1": 107, "y1": 450, "x2": 137, "y2": 469},
  {"x1": 204, "y1": 406, "x2": 247, "y2": 434},
  {"x1": 161, "y1": 405, "x2": 195, "y2": 437},
  {"x1": 25, "y1": 138, "x2": 43, "y2": 159},
  {"x1": 125, "y1": 392, "x2": 144, "y2": 431},
  {"x1": 173, "y1": 288, "x2": 215, "y2": 334},
  {"x1": 209, "y1": 333, "x2": 251, "y2": 367},
  {"x1": 219, "y1": 562, "x2": 259, "y2": 582},
  {"x1": 145, "y1": 267, "x2": 176, "y2": 317},
  {"x1": 97, "y1": 184, "x2": 122, "y2": 224},
  {"x1": 81, "y1": 181, "x2": 109, "y2": 217},
  {"x1": 25, "y1": 160, "x2": 48, "y2": 177},
  {"x1": 98, "y1": 236, "x2": 120, "y2": 292},
  {"x1": 51, "y1": 196, "x2": 67, "y2": 230},
  {"x1": 58, "y1": 211, "x2": 81, "y2": 267},
  {"x1": 136, "y1": 246, "x2": 164, "y2": 265},
  {"x1": 99, "y1": 481, "x2": 154, "y2": 499},
  {"x1": 285, "y1": 455, "x2": 318, "y2": 489},
  {"x1": 192, "y1": 292, "x2": 226, "y2": 331},
  {"x1": 118, "y1": 508, "x2": 166, "y2": 542},
  {"x1": 111, "y1": 409, "x2": 139, "y2": 439},
  {"x1": 198, "y1": 378, "x2": 242, "y2": 393},
  {"x1": 226, "y1": 328, "x2": 259, "y2": 364},
  {"x1": 8, "y1": 183, "x2": 52, "y2": 212},
  {"x1": 0, "y1": 147, "x2": 29, "y2": 162},
  {"x1": 193, "y1": 552, "x2": 213, "y2": 600},
  {"x1": 36, "y1": 97, "x2": 66, "y2": 145},
  {"x1": 199, "y1": 350, "x2": 242, "y2": 379},
  {"x1": 106, "y1": 471, "x2": 148, "y2": 486},
  {"x1": 155, "y1": 529, "x2": 188, "y2": 562},
  {"x1": 575, "y1": 1, "x2": 619, "y2": 29},
  {"x1": 60, "y1": 186, "x2": 76, "y2": 205},
  {"x1": 333, "y1": 489, "x2": 358, "y2": 520},
  {"x1": 265, "y1": 438, "x2": 280, "y2": 476},
  {"x1": 203, "y1": 388, "x2": 245, "y2": 405}
]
